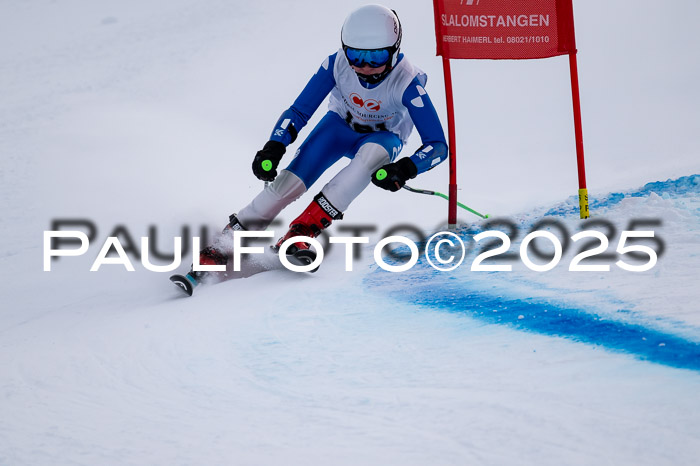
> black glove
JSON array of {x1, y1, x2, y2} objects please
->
[
  {"x1": 371, "y1": 157, "x2": 418, "y2": 192},
  {"x1": 252, "y1": 140, "x2": 286, "y2": 182}
]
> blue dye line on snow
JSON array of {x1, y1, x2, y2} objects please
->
[
  {"x1": 391, "y1": 281, "x2": 700, "y2": 372},
  {"x1": 544, "y1": 174, "x2": 699, "y2": 217},
  {"x1": 365, "y1": 174, "x2": 700, "y2": 372}
]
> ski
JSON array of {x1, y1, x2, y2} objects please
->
[
  {"x1": 286, "y1": 248, "x2": 320, "y2": 273},
  {"x1": 270, "y1": 242, "x2": 321, "y2": 273},
  {"x1": 169, "y1": 273, "x2": 198, "y2": 297},
  {"x1": 168, "y1": 236, "x2": 325, "y2": 297}
]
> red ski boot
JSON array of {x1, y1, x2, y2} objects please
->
[{"x1": 273, "y1": 193, "x2": 343, "y2": 270}]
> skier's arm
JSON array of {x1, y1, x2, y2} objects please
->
[
  {"x1": 401, "y1": 77, "x2": 448, "y2": 174},
  {"x1": 252, "y1": 53, "x2": 337, "y2": 181},
  {"x1": 371, "y1": 77, "x2": 448, "y2": 192},
  {"x1": 269, "y1": 53, "x2": 338, "y2": 146}
]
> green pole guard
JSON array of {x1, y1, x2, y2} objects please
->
[{"x1": 403, "y1": 185, "x2": 489, "y2": 219}]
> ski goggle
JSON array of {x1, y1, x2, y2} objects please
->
[{"x1": 344, "y1": 47, "x2": 392, "y2": 68}]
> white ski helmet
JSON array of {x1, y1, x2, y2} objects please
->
[{"x1": 341, "y1": 4, "x2": 402, "y2": 83}]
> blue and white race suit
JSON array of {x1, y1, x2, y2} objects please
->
[{"x1": 237, "y1": 51, "x2": 448, "y2": 229}]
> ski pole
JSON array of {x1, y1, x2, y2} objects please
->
[{"x1": 402, "y1": 185, "x2": 489, "y2": 219}]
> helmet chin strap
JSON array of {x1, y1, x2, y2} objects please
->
[{"x1": 355, "y1": 67, "x2": 391, "y2": 85}]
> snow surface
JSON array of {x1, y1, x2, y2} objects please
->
[{"x1": 2, "y1": 0, "x2": 700, "y2": 465}]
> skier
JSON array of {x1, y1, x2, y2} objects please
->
[{"x1": 175, "y1": 4, "x2": 448, "y2": 291}]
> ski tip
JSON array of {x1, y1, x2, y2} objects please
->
[
  {"x1": 289, "y1": 249, "x2": 320, "y2": 273},
  {"x1": 169, "y1": 274, "x2": 196, "y2": 296}
]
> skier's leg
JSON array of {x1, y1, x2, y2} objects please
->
[
  {"x1": 322, "y1": 131, "x2": 402, "y2": 211},
  {"x1": 321, "y1": 143, "x2": 390, "y2": 212},
  {"x1": 202, "y1": 112, "x2": 356, "y2": 264},
  {"x1": 188, "y1": 113, "x2": 355, "y2": 278},
  {"x1": 192, "y1": 170, "x2": 307, "y2": 277},
  {"x1": 274, "y1": 132, "x2": 402, "y2": 252},
  {"x1": 235, "y1": 112, "x2": 355, "y2": 230},
  {"x1": 235, "y1": 170, "x2": 307, "y2": 231}
]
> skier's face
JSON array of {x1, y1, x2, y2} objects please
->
[{"x1": 350, "y1": 63, "x2": 387, "y2": 76}]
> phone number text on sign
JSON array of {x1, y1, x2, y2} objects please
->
[{"x1": 506, "y1": 35, "x2": 550, "y2": 44}]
